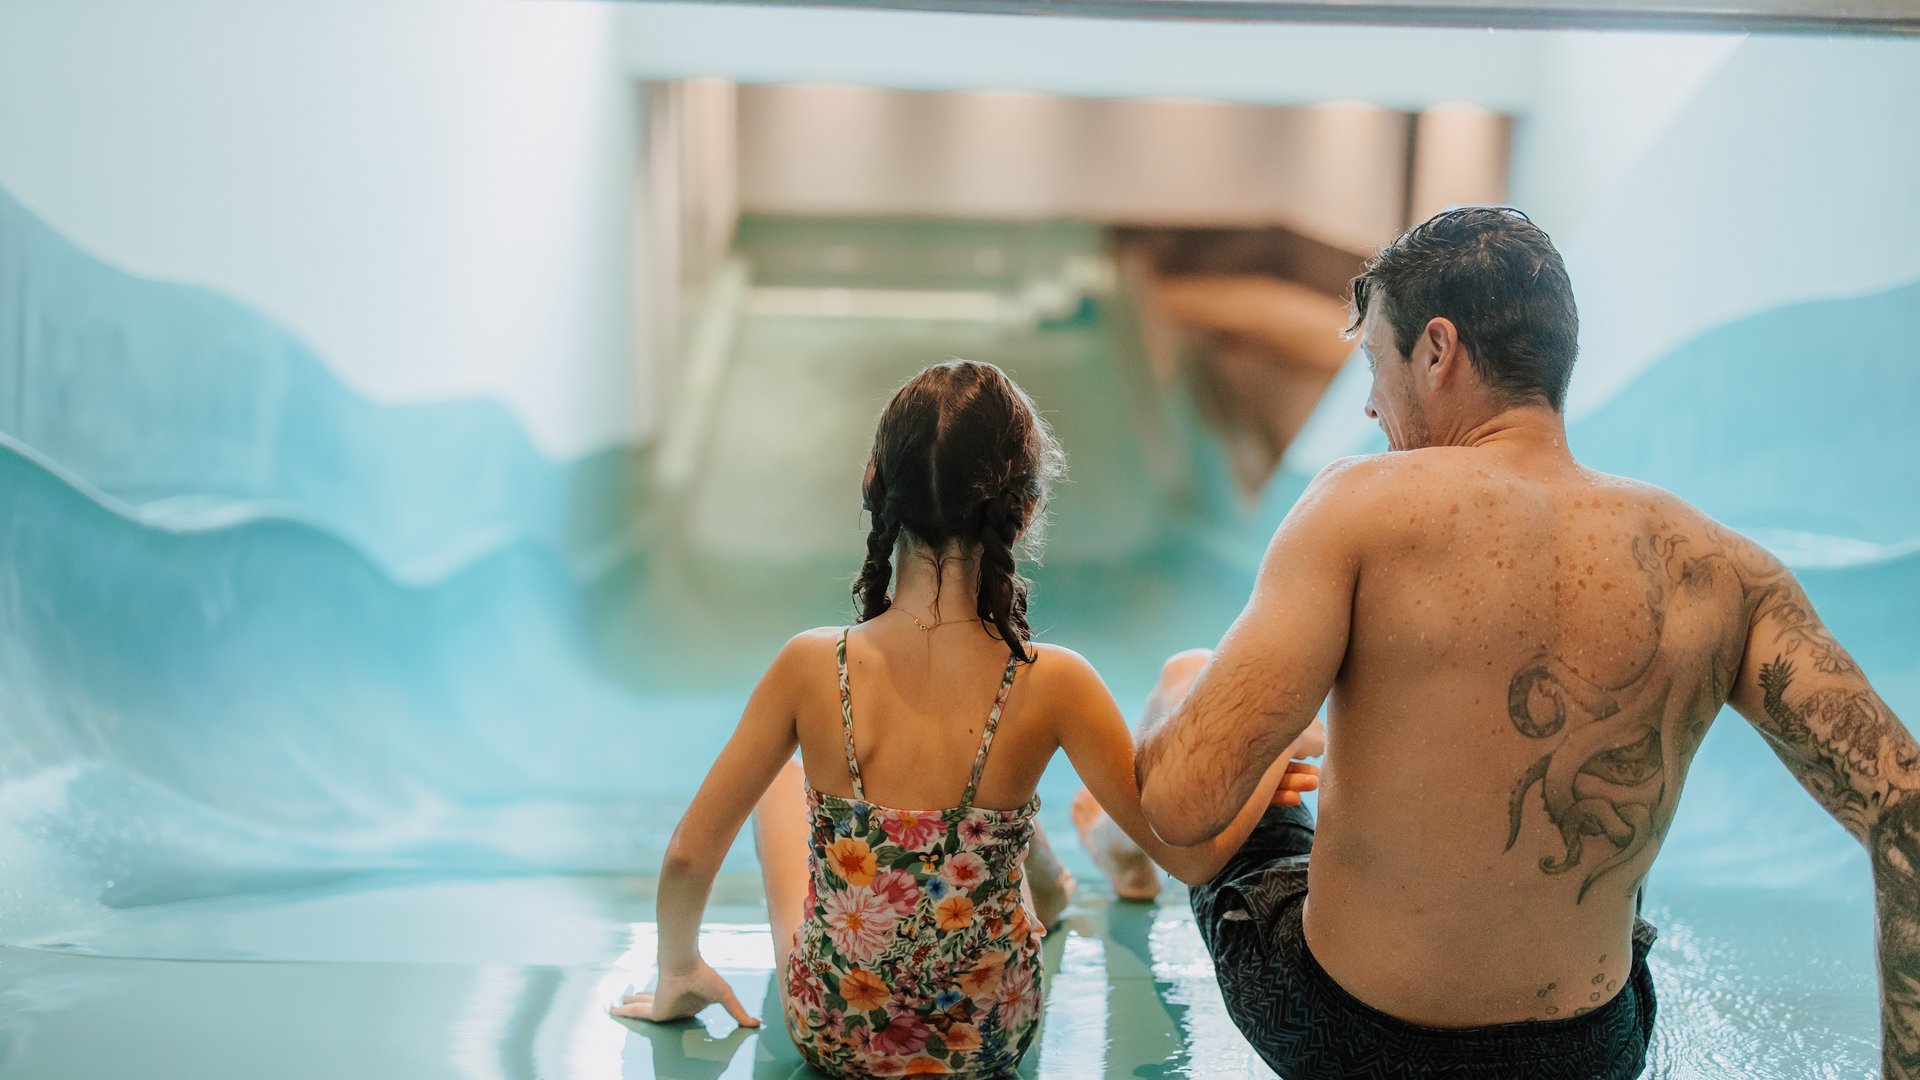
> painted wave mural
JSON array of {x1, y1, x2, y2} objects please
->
[{"x1": 0, "y1": 185, "x2": 639, "y2": 582}]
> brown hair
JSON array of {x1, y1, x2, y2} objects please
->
[
  {"x1": 852, "y1": 360, "x2": 1065, "y2": 662},
  {"x1": 1349, "y1": 206, "x2": 1579, "y2": 411}
]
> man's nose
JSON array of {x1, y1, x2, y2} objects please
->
[{"x1": 1364, "y1": 401, "x2": 1379, "y2": 420}]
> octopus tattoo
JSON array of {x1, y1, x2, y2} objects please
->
[{"x1": 1505, "y1": 535, "x2": 1737, "y2": 903}]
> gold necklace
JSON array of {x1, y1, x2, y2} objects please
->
[{"x1": 904, "y1": 609, "x2": 939, "y2": 632}]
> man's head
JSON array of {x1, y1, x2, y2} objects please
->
[{"x1": 1349, "y1": 207, "x2": 1578, "y2": 450}]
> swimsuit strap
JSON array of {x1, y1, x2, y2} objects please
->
[
  {"x1": 835, "y1": 629, "x2": 866, "y2": 802},
  {"x1": 961, "y1": 652, "x2": 1021, "y2": 807}
]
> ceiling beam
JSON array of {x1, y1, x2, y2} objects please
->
[{"x1": 623, "y1": 1, "x2": 1919, "y2": 35}]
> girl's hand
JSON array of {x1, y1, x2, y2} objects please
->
[
  {"x1": 611, "y1": 960, "x2": 760, "y2": 1028},
  {"x1": 1271, "y1": 762, "x2": 1321, "y2": 807}
]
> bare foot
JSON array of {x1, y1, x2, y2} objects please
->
[
  {"x1": 1024, "y1": 824, "x2": 1077, "y2": 927},
  {"x1": 1072, "y1": 788, "x2": 1162, "y2": 902}
]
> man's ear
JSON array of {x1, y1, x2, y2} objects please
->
[{"x1": 1422, "y1": 317, "x2": 1465, "y2": 389}]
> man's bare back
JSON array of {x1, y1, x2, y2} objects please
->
[
  {"x1": 1134, "y1": 207, "x2": 1918, "y2": 1079},
  {"x1": 1305, "y1": 444, "x2": 1747, "y2": 1026}
]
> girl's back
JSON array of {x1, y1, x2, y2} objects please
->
[
  {"x1": 794, "y1": 624, "x2": 1055, "y2": 810},
  {"x1": 783, "y1": 624, "x2": 1049, "y2": 1078}
]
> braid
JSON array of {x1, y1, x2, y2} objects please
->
[
  {"x1": 975, "y1": 491, "x2": 1034, "y2": 662},
  {"x1": 854, "y1": 470, "x2": 902, "y2": 621}
]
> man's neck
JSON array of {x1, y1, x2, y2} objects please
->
[{"x1": 1443, "y1": 402, "x2": 1572, "y2": 457}]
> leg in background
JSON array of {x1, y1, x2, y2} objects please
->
[{"x1": 1023, "y1": 823, "x2": 1077, "y2": 927}]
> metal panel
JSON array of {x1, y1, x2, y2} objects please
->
[{"x1": 624, "y1": 0, "x2": 1920, "y2": 35}]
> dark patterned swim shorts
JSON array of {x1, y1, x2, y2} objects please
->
[{"x1": 1188, "y1": 804, "x2": 1659, "y2": 1080}]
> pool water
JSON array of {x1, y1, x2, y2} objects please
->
[{"x1": 0, "y1": 859, "x2": 1880, "y2": 1078}]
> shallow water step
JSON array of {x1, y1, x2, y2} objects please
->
[{"x1": 0, "y1": 871, "x2": 1881, "y2": 1079}]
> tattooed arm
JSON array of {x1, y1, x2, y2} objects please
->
[
  {"x1": 1725, "y1": 545, "x2": 1920, "y2": 1079},
  {"x1": 1134, "y1": 458, "x2": 1363, "y2": 847}
]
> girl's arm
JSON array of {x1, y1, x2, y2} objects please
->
[
  {"x1": 1053, "y1": 648, "x2": 1316, "y2": 886},
  {"x1": 613, "y1": 635, "x2": 809, "y2": 1027}
]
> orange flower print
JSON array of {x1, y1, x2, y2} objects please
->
[
  {"x1": 826, "y1": 837, "x2": 877, "y2": 886},
  {"x1": 839, "y1": 967, "x2": 889, "y2": 1012},
  {"x1": 904, "y1": 1056, "x2": 950, "y2": 1074},
  {"x1": 955, "y1": 951, "x2": 1006, "y2": 996},
  {"x1": 935, "y1": 895, "x2": 976, "y2": 932},
  {"x1": 943, "y1": 1023, "x2": 982, "y2": 1052}
]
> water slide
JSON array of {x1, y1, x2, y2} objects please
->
[{"x1": 1, "y1": 184, "x2": 1915, "y2": 1075}]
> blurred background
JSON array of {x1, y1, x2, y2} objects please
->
[{"x1": 0, "y1": 1, "x2": 1914, "y2": 1076}]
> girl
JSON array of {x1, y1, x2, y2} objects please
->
[{"x1": 615, "y1": 359, "x2": 1320, "y2": 1077}]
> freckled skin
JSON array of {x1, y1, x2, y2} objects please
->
[
  {"x1": 1297, "y1": 446, "x2": 1746, "y2": 1027},
  {"x1": 1137, "y1": 299, "x2": 1914, "y2": 1046}
]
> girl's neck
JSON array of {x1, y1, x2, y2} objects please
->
[{"x1": 889, "y1": 542, "x2": 980, "y2": 628}]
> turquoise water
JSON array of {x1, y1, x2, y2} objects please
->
[{"x1": 0, "y1": 189, "x2": 1913, "y2": 1077}]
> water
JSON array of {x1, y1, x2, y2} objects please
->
[{"x1": 0, "y1": 192, "x2": 1912, "y2": 1077}]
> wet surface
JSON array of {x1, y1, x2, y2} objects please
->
[{"x1": 0, "y1": 867, "x2": 1879, "y2": 1078}]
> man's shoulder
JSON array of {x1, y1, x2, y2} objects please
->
[
  {"x1": 1576, "y1": 466, "x2": 1758, "y2": 540},
  {"x1": 1298, "y1": 450, "x2": 1495, "y2": 517},
  {"x1": 1310, "y1": 447, "x2": 1519, "y2": 488}
]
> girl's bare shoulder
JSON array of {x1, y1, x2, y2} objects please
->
[
  {"x1": 1023, "y1": 641, "x2": 1113, "y2": 707},
  {"x1": 763, "y1": 626, "x2": 845, "y2": 687}
]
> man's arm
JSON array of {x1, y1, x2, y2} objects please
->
[
  {"x1": 1725, "y1": 545, "x2": 1920, "y2": 1079},
  {"x1": 1135, "y1": 459, "x2": 1364, "y2": 847}
]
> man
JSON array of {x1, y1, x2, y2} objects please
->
[{"x1": 1129, "y1": 207, "x2": 1919, "y2": 1079}]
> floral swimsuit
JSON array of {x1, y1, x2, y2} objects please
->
[{"x1": 782, "y1": 630, "x2": 1044, "y2": 1078}]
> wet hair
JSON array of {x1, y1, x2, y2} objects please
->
[
  {"x1": 852, "y1": 360, "x2": 1065, "y2": 663},
  {"x1": 1348, "y1": 206, "x2": 1579, "y2": 411}
]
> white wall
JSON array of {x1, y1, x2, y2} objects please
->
[
  {"x1": 1290, "y1": 30, "x2": 1920, "y2": 468},
  {"x1": 619, "y1": 2, "x2": 1551, "y2": 113},
  {"x1": 1507, "y1": 31, "x2": 1742, "y2": 241},
  {"x1": 14, "y1": 2, "x2": 1907, "y2": 468},
  {"x1": 1550, "y1": 34, "x2": 1920, "y2": 417},
  {"x1": 0, "y1": 0, "x2": 1548, "y2": 460},
  {"x1": 0, "y1": 0, "x2": 640, "y2": 458}
]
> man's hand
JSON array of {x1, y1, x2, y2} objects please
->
[{"x1": 612, "y1": 960, "x2": 760, "y2": 1028}]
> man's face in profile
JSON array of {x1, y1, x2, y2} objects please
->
[{"x1": 1360, "y1": 297, "x2": 1430, "y2": 452}]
